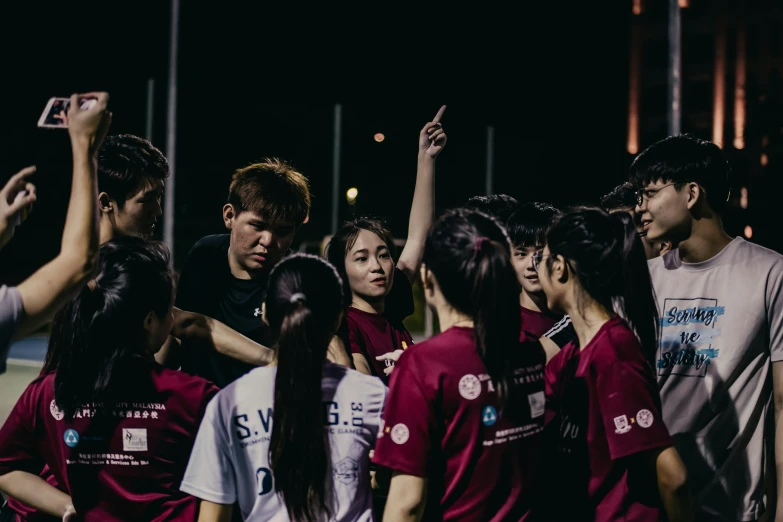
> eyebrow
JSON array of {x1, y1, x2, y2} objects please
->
[{"x1": 352, "y1": 245, "x2": 388, "y2": 255}]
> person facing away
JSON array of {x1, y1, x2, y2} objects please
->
[
  {"x1": 505, "y1": 202, "x2": 563, "y2": 341},
  {"x1": 539, "y1": 207, "x2": 691, "y2": 521},
  {"x1": 182, "y1": 254, "x2": 386, "y2": 521},
  {"x1": 632, "y1": 134, "x2": 783, "y2": 521},
  {"x1": 540, "y1": 183, "x2": 673, "y2": 362},
  {"x1": 176, "y1": 158, "x2": 313, "y2": 387},
  {"x1": 326, "y1": 105, "x2": 447, "y2": 383},
  {"x1": 373, "y1": 208, "x2": 546, "y2": 522},
  {"x1": 0, "y1": 237, "x2": 218, "y2": 521}
]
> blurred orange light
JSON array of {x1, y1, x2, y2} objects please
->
[
  {"x1": 744, "y1": 225, "x2": 753, "y2": 239},
  {"x1": 374, "y1": 133, "x2": 385, "y2": 143},
  {"x1": 761, "y1": 154, "x2": 768, "y2": 166},
  {"x1": 632, "y1": 0, "x2": 642, "y2": 15},
  {"x1": 740, "y1": 187, "x2": 748, "y2": 209}
]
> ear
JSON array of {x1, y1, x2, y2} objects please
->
[
  {"x1": 685, "y1": 182, "x2": 702, "y2": 211},
  {"x1": 98, "y1": 192, "x2": 113, "y2": 214},
  {"x1": 223, "y1": 204, "x2": 236, "y2": 230},
  {"x1": 260, "y1": 302, "x2": 268, "y2": 325},
  {"x1": 659, "y1": 241, "x2": 673, "y2": 256},
  {"x1": 143, "y1": 311, "x2": 156, "y2": 333},
  {"x1": 420, "y1": 263, "x2": 432, "y2": 291},
  {"x1": 552, "y1": 254, "x2": 569, "y2": 284}
]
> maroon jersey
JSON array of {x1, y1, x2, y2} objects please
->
[
  {"x1": 545, "y1": 317, "x2": 673, "y2": 521},
  {"x1": 374, "y1": 326, "x2": 545, "y2": 521}
]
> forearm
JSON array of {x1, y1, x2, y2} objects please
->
[
  {"x1": 0, "y1": 470, "x2": 73, "y2": 518},
  {"x1": 407, "y1": 153, "x2": 435, "y2": 243},
  {"x1": 774, "y1": 399, "x2": 783, "y2": 521},
  {"x1": 206, "y1": 317, "x2": 274, "y2": 366},
  {"x1": 656, "y1": 447, "x2": 693, "y2": 522},
  {"x1": 62, "y1": 139, "x2": 99, "y2": 265}
]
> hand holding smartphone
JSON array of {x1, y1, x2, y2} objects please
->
[{"x1": 37, "y1": 97, "x2": 98, "y2": 128}]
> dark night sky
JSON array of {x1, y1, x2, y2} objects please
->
[{"x1": 1, "y1": 2, "x2": 630, "y2": 282}]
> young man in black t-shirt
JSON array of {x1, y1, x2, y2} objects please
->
[{"x1": 175, "y1": 158, "x2": 313, "y2": 387}]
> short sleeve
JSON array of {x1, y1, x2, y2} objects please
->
[
  {"x1": 372, "y1": 353, "x2": 434, "y2": 477},
  {"x1": 595, "y1": 358, "x2": 672, "y2": 460},
  {"x1": 0, "y1": 285, "x2": 24, "y2": 375},
  {"x1": 180, "y1": 395, "x2": 237, "y2": 504},
  {"x1": 385, "y1": 268, "x2": 414, "y2": 321},
  {"x1": 766, "y1": 259, "x2": 783, "y2": 362},
  {"x1": 544, "y1": 316, "x2": 577, "y2": 350},
  {"x1": 0, "y1": 382, "x2": 44, "y2": 475},
  {"x1": 346, "y1": 319, "x2": 365, "y2": 356}
]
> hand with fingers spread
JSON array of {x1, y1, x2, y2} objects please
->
[
  {"x1": 419, "y1": 105, "x2": 448, "y2": 158},
  {"x1": 0, "y1": 166, "x2": 37, "y2": 249},
  {"x1": 67, "y1": 92, "x2": 112, "y2": 155}
]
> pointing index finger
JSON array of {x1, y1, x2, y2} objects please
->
[{"x1": 432, "y1": 105, "x2": 447, "y2": 124}]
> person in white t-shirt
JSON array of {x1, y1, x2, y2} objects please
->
[
  {"x1": 181, "y1": 253, "x2": 387, "y2": 521},
  {"x1": 632, "y1": 134, "x2": 783, "y2": 522}
]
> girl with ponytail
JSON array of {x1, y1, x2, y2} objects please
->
[
  {"x1": 183, "y1": 254, "x2": 387, "y2": 521},
  {"x1": 373, "y1": 209, "x2": 546, "y2": 522},
  {"x1": 0, "y1": 237, "x2": 218, "y2": 521},
  {"x1": 539, "y1": 207, "x2": 691, "y2": 521}
]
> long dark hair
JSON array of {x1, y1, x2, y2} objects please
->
[
  {"x1": 267, "y1": 254, "x2": 344, "y2": 522},
  {"x1": 421, "y1": 208, "x2": 521, "y2": 409},
  {"x1": 54, "y1": 237, "x2": 175, "y2": 419},
  {"x1": 325, "y1": 217, "x2": 396, "y2": 308},
  {"x1": 545, "y1": 207, "x2": 659, "y2": 366}
]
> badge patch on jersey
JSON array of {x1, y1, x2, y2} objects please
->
[
  {"x1": 391, "y1": 423, "x2": 410, "y2": 445},
  {"x1": 459, "y1": 374, "x2": 481, "y2": 400},
  {"x1": 123, "y1": 429, "x2": 148, "y2": 451}
]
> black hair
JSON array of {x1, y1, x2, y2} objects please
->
[
  {"x1": 98, "y1": 134, "x2": 169, "y2": 205},
  {"x1": 628, "y1": 134, "x2": 731, "y2": 214},
  {"x1": 463, "y1": 194, "x2": 519, "y2": 224},
  {"x1": 506, "y1": 202, "x2": 560, "y2": 248},
  {"x1": 324, "y1": 217, "x2": 396, "y2": 308},
  {"x1": 545, "y1": 208, "x2": 659, "y2": 367},
  {"x1": 600, "y1": 182, "x2": 637, "y2": 212},
  {"x1": 266, "y1": 254, "x2": 344, "y2": 522},
  {"x1": 422, "y1": 208, "x2": 521, "y2": 410},
  {"x1": 54, "y1": 237, "x2": 175, "y2": 418}
]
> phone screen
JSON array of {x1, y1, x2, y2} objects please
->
[{"x1": 38, "y1": 97, "x2": 98, "y2": 128}]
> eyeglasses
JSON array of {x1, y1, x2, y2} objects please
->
[
  {"x1": 532, "y1": 251, "x2": 549, "y2": 272},
  {"x1": 635, "y1": 183, "x2": 678, "y2": 207}
]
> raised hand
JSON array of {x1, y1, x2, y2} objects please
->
[
  {"x1": 67, "y1": 92, "x2": 112, "y2": 154},
  {"x1": 419, "y1": 105, "x2": 447, "y2": 158},
  {"x1": 0, "y1": 166, "x2": 37, "y2": 249}
]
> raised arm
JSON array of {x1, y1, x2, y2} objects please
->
[
  {"x1": 16, "y1": 93, "x2": 111, "y2": 338},
  {"x1": 396, "y1": 105, "x2": 447, "y2": 284}
]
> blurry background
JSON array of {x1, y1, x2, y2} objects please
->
[{"x1": 0, "y1": 0, "x2": 780, "y2": 415}]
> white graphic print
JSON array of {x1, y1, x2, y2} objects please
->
[
  {"x1": 391, "y1": 423, "x2": 410, "y2": 445},
  {"x1": 614, "y1": 415, "x2": 631, "y2": 434},
  {"x1": 636, "y1": 409, "x2": 654, "y2": 428},
  {"x1": 459, "y1": 374, "x2": 481, "y2": 400},
  {"x1": 50, "y1": 400, "x2": 64, "y2": 421}
]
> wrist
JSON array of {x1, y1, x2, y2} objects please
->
[{"x1": 417, "y1": 152, "x2": 436, "y2": 163}]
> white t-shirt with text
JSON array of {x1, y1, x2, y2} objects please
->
[{"x1": 181, "y1": 362, "x2": 386, "y2": 521}]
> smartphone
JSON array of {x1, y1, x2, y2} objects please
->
[{"x1": 37, "y1": 97, "x2": 97, "y2": 128}]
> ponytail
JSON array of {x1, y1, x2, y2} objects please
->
[
  {"x1": 471, "y1": 238, "x2": 522, "y2": 409},
  {"x1": 612, "y1": 211, "x2": 659, "y2": 368},
  {"x1": 546, "y1": 208, "x2": 659, "y2": 370},
  {"x1": 422, "y1": 209, "x2": 522, "y2": 412},
  {"x1": 265, "y1": 254, "x2": 344, "y2": 522},
  {"x1": 270, "y1": 295, "x2": 331, "y2": 522},
  {"x1": 54, "y1": 238, "x2": 174, "y2": 419}
]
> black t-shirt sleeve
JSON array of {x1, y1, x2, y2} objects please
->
[
  {"x1": 543, "y1": 315, "x2": 577, "y2": 349},
  {"x1": 386, "y1": 268, "x2": 415, "y2": 321},
  {"x1": 176, "y1": 235, "x2": 229, "y2": 314}
]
